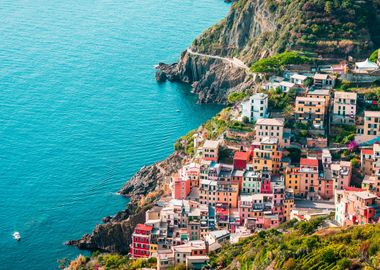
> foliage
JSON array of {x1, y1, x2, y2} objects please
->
[
  {"x1": 369, "y1": 48, "x2": 379, "y2": 62},
  {"x1": 209, "y1": 220, "x2": 380, "y2": 270},
  {"x1": 250, "y1": 51, "x2": 312, "y2": 73},
  {"x1": 193, "y1": 0, "x2": 380, "y2": 63},
  {"x1": 227, "y1": 91, "x2": 249, "y2": 104}
]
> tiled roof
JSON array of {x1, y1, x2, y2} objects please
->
[
  {"x1": 300, "y1": 158, "x2": 318, "y2": 167},
  {"x1": 256, "y1": 118, "x2": 284, "y2": 126},
  {"x1": 234, "y1": 151, "x2": 250, "y2": 160},
  {"x1": 361, "y1": 149, "x2": 374, "y2": 155}
]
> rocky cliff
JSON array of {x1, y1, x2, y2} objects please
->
[
  {"x1": 157, "y1": 0, "x2": 380, "y2": 104},
  {"x1": 66, "y1": 152, "x2": 185, "y2": 253}
]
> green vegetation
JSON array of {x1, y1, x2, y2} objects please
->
[
  {"x1": 67, "y1": 254, "x2": 157, "y2": 270},
  {"x1": 369, "y1": 48, "x2": 379, "y2": 62},
  {"x1": 193, "y1": 0, "x2": 380, "y2": 62},
  {"x1": 267, "y1": 87, "x2": 296, "y2": 112},
  {"x1": 250, "y1": 51, "x2": 312, "y2": 73},
  {"x1": 174, "y1": 108, "x2": 253, "y2": 156},
  {"x1": 209, "y1": 219, "x2": 380, "y2": 270},
  {"x1": 227, "y1": 91, "x2": 249, "y2": 104},
  {"x1": 329, "y1": 125, "x2": 356, "y2": 145},
  {"x1": 174, "y1": 129, "x2": 196, "y2": 155}
]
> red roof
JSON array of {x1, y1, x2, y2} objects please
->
[
  {"x1": 135, "y1": 224, "x2": 153, "y2": 232},
  {"x1": 361, "y1": 149, "x2": 374, "y2": 155},
  {"x1": 234, "y1": 151, "x2": 250, "y2": 161},
  {"x1": 344, "y1": 187, "x2": 365, "y2": 192},
  {"x1": 300, "y1": 158, "x2": 318, "y2": 167}
]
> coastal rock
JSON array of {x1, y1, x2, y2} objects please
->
[
  {"x1": 66, "y1": 205, "x2": 150, "y2": 254},
  {"x1": 67, "y1": 152, "x2": 185, "y2": 253}
]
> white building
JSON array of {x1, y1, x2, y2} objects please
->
[
  {"x1": 290, "y1": 74, "x2": 309, "y2": 86},
  {"x1": 241, "y1": 93, "x2": 268, "y2": 122},
  {"x1": 355, "y1": 59, "x2": 379, "y2": 71}
]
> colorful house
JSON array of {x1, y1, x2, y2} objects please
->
[{"x1": 130, "y1": 224, "x2": 153, "y2": 258}]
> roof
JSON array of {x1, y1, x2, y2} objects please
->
[
  {"x1": 256, "y1": 118, "x2": 284, "y2": 126},
  {"x1": 365, "y1": 111, "x2": 380, "y2": 117},
  {"x1": 203, "y1": 140, "x2": 219, "y2": 149},
  {"x1": 251, "y1": 93, "x2": 268, "y2": 100},
  {"x1": 296, "y1": 96, "x2": 325, "y2": 103},
  {"x1": 291, "y1": 74, "x2": 308, "y2": 80},
  {"x1": 334, "y1": 91, "x2": 357, "y2": 100},
  {"x1": 355, "y1": 191, "x2": 377, "y2": 200},
  {"x1": 209, "y1": 230, "x2": 230, "y2": 239},
  {"x1": 300, "y1": 158, "x2": 319, "y2": 167},
  {"x1": 313, "y1": 73, "x2": 330, "y2": 80},
  {"x1": 234, "y1": 151, "x2": 250, "y2": 161},
  {"x1": 355, "y1": 59, "x2": 379, "y2": 69},
  {"x1": 279, "y1": 81, "x2": 296, "y2": 88},
  {"x1": 135, "y1": 224, "x2": 153, "y2": 232},
  {"x1": 361, "y1": 149, "x2": 374, "y2": 155},
  {"x1": 232, "y1": 169, "x2": 244, "y2": 177},
  {"x1": 308, "y1": 89, "x2": 330, "y2": 96}
]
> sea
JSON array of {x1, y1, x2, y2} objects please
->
[{"x1": 0, "y1": 0, "x2": 228, "y2": 269}]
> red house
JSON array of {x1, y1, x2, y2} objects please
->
[
  {"x1": 130, "y1": 224, "x2": 153, "y2": 258},
  {"x1": 233, "y1": 151, "x2": 250, "y2": 170}
]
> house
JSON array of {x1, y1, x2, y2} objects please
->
[
  {"x1": 285, "y1": 166, "x2": 300, "y2": 195},
  {"x1": 361, "y1": 175, "x2": 380, "y2": 197},
  {"x1": 241, "y1": 93, "x2": 269, "y2": 122},
  {"x1": 172, "y1": 174, "x2": 191, "y2": 200},
  {"x1": 252, "y1": 137, "x2": 285, "y2": 175},
  {"x1": 361, "y1": 148, "x2": 374, "y2": 175},
  {"x1": 299, "y1": 158, "x2": 319, "y2": 199},
  {"x1": 363, "y1": 111, "x2": 380, "y2": 136},
  {"x1": 290, "y1": 74, "x2": 309, "y2": 86},
  {"x1": 313, "y1": 73, "x2": 335, "y2": 89},
  {"x1": 186, "y1": 256, "x2": 209, "y2": 270},
  {"x1": 279, "y1": 81, "x2": 296, "y2": 92},
  {"x1": 295, "y1": 97, "x2": 326, "y2": 129},
  {"x1": 306, "y1": 89, "x2": 330, "y2": 105},
  {"x1": 173, "y1": 240, "x2": 207, "y2": 265},
  {"x1": 242, "y1": 171, "x2": 263, "y2": 194},
  {"x1": 355, "y1": 59, "x2": 379, "y2": 71},
  {"x1": 233, "y1": 151, "x2": 250, "y2": 170},
  {"x1": 335, "y1": 188, "x2": 379, "y2": 225},
  {"x1": 332, "y1": 91, "x2": 357, "y2": 125},
  {"x1": 202, "y1": 140, "x2": 220, "y2": 162},
  {"x1": 255, "y1": 118, "x2": 289, "y2": 147},
  {"x1": 130, "y1": 224, "x2": 153, "y2": 258},
  {"x1": 330, "y1": 161, "x2": 352, "y2": 190},
  {"x1": 283, "y1": 191, "x2": 295, "y2": 222},
  {"x1": 157, "y1": 250, "x2": 175, "y2": 270}
]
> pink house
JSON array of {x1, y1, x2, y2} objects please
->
[
  {"x1": 260, "y1": 178, "x2": 271, "y2": 194},
  {"x1": 172, "y1": 174, "x2": 190, "y2": 200}
]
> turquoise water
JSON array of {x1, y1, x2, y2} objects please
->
[{"x1": 0, "y1": 1, "x2": 228, "y2": 269}]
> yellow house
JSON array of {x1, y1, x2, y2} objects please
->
[
  {"x1": 285, "y1": 166, "x2": 300, "y2": 195},
  {"x1": 295, "y1": 96, "x2": 326, "y2": 129}
]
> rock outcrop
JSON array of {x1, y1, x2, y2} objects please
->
[{"x1": 66, "y1": 152, "x2": 185, "y2": 253}]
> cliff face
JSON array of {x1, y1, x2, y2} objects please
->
[
  {"x1": 157, "y1": 0, "x2": 380, "y2": 104},
  {"x1": 66, "y1": 153, "x2": 185, "y2": 253}
]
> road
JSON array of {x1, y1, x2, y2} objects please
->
[{"x1": 186, "y1": 48, "x2": 251, "y2": 72}]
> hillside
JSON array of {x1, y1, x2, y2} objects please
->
[
  {"x1": 209, "y1": 218, "x2": 380, "y2": 270},
  {"x1": 156, "y1": 0, "x2": 380, "y2": 103}
]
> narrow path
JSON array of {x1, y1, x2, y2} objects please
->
[{"x1": 186, "y1": 48, "x2": 251, "y2": 72}]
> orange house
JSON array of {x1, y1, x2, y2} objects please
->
[{"x1": 216, "y1": 183, "x2": 239, "y2": 208}]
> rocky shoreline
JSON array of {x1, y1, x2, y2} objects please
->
[
  {"x1": 66, "y1": 152, "x2": 185, "y2": 254},
  {"x1": 156, "y1": 50, "x2": 255, "y2": 104}
]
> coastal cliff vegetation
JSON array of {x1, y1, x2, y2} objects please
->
[
  {"x1": 209, "y1": 219, "x2": 380, "y2": 270},
  {"x1": 193, "y1": 0, "x2": 380, "y2": 63}
]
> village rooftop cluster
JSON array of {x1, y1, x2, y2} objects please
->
[{"x1": 129, "y1": 53, "x2": 380, "y2": 270}]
